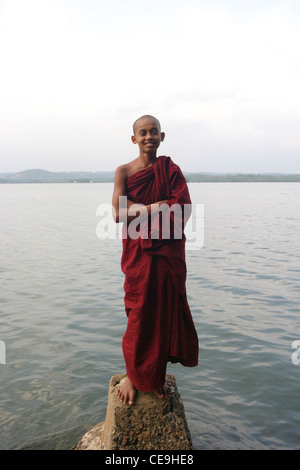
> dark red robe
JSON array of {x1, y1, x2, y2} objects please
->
[{"x1": 121, "y1": 156, "x2": 198, "y2": 391}]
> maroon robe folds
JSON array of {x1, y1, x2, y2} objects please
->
[{"x1": 121, "y1": 156, "x2": 198, "y2": 391}]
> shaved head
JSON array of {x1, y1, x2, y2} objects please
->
[{"x1": 133, "y1": 115, "x2": 161, "y2": 135}]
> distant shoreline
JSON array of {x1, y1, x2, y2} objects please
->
[
  {"x1": 1, "y1": 169, "x2": 300, "y2": 184},
  {"x1": 185, "y1": 173, "x2": 300, "y2": 183}
]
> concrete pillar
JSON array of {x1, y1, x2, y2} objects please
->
[{"x1": 73, "y1": 374, "x2": 193, "y2": 450}]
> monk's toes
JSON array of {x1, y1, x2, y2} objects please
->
[
  {"x1": 127, "y1": 390, "x2": 135, "y2": 406},
  {"x1": 154, "y1": 384, "x2": 170, "y2": 399},
  {"x1": 117, "y1": 389, "x2": 124, "y2": 403}
]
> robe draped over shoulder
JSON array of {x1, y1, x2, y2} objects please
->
[{"x1": 121, "y1": 156, "x2": 198, "y2": 392}]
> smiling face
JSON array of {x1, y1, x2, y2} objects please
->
[{"x1": 131, "y1": 116, "x2": 165, "y2": 156}]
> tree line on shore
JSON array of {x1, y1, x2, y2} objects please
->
[{"x1": 1, "y1": 169, "x2": 300, "y2": 184}]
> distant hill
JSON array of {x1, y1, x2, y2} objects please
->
[
  {"x1": 0, "y1": 169, "x2": 115, "y2": 184},
  {"x1": 0, "y1": 169, "x2": 300, "y2": 183}
]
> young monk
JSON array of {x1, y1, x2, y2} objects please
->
[{"x1": 112, "y1": 115, "x2": 199, "y2": 406}]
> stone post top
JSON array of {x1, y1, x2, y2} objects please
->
[{"x1": 110, "y1": 373, "x2": 178, "y2": 405}]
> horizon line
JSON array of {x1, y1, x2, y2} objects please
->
[{"x1": 1, "y1": 168, "x2": 300, "y2": 176}]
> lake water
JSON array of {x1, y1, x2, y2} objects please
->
[{"x1": 0, "y1": 182, "x2": 300, "y2": 450}]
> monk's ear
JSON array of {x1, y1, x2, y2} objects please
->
[
  {"x1": 131, "y1": 135, "x2": 137, "y2": 144},
  {"x1": 160, "y1": 132, "x2": 165, "y2": 142}
]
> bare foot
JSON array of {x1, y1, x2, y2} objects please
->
[
  {"x1": 153, "y1": 382, "x2": 170, "y2": 399},
  {"x1": 117, "y1": 377, "x2": 136, "y2": 406}
]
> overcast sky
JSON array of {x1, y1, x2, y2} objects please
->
[{"x1": 0, "y1": 0, "x2": 300, "y2": 173}]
